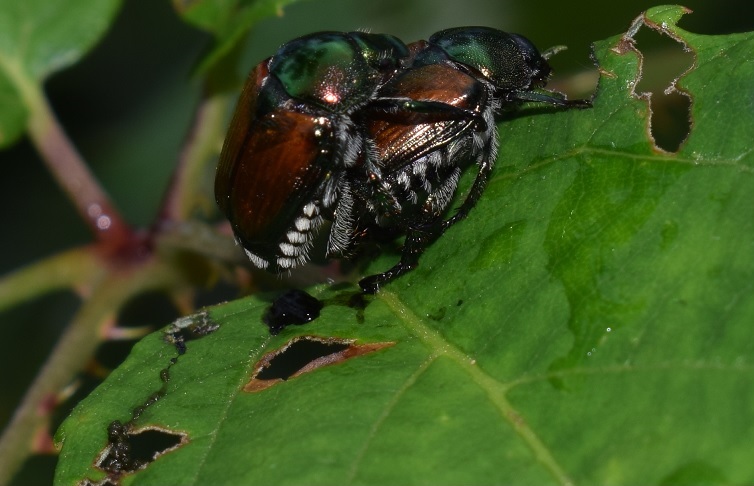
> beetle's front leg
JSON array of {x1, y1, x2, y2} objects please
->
[
  {"x1": 510, "y1": 90, "x2": 593, "y2": 109},
  {"x1": 440, "y1": 158, "x2": 492, "y2": 232},
  {"x1": 359, "y1": 148, "x2": 495, "y2": 293},
  {"x1": 358, "y1": 222, "x2": 442, "y2": 293}
]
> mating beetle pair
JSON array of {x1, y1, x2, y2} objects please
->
[{"x1": 215, "y1": 27, "x2": 590, "y2": 293}]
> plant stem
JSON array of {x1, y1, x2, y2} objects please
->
[
  {"x1": 0, "y1": 247, "x2": 104, "y2": 314},
  {"x1": 158, "y1": 92, "x2": 230, "y2": 225},
  {"x1": 0, "y1": 258, "x2": 181, "y2": 485},
  {"x1": 25, "y1": 83, "x2": 133, "y2": 249}
]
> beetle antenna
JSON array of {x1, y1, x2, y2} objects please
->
[{"x1": 541, "y1": 45, "x2": 567, "y2": 60}]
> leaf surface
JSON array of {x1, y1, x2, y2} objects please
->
[
  {"x1": 0, "y1": 0, "x2": 121, "y2": 147},
  {"x1": 172, "y1": 0, "x2": 307, "y2": 76},
  {"x1": 55, "y1": 7, "x2": 754, "y2": 485}
]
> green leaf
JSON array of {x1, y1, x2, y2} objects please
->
[
  {"x1": 0, "y1": 0, "x2": 121, "y2": 147},
  {"x1": 172, "y1": 0, "x2": 307, "y2": 77},
  {"x1": 54, "y1": 7, "x2": 754, "y2": 485}
]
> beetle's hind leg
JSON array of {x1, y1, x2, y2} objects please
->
[
  {"x1": 358, "y1": 151, "x2": 495, "y2": 292},
  {"x1": 358, "y1": 133, "x2": 497, "y2": 293}
]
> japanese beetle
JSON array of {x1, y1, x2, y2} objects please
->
[
  {"x1": 354, "y1": 27, "x2": 591, "y2": 291},
  {"x1": 215, "y1": 31, "x2": 412, "y2": 271},
  {"x1": 216, "y1": 28, "x2": 590, "y2": 292}
]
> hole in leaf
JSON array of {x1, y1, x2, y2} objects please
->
[
  {"x1": 245, "y1": 336, "x2": 395, "y2": 392},
  {"x1": 263, "y1": 289, "x2": 323, "y2": 335},
  {"x1": 629, "y1": 17, "x2": 695, "y2": 152},
  {"x1": 94, "y1": 421, "x2": 187, "y2": 478},
  {"x1": 256, "y1": 339, "x2": 349, "y2": 380}
]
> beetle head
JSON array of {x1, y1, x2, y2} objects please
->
[{"x1": 424, "y1": 27, "x2": 553, "y2": 93}]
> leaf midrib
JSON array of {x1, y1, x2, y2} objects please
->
[{"x1": 376, "y1": 290, "x2": 574, "y2": 486}]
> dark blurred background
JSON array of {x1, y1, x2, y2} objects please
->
[{"x1": 1, "y1": 0, "x2": 752, "y2": 481}]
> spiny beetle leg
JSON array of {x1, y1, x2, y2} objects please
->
[
  {"x1": 513, "y1": 90, "x2": 593, "y2": 109},
  {"x1": 358, "y1": 223, "x2": 442, "y2": 293},
  {"x1": 441, "y1": 146, "x2": 494, "y2": 232}
]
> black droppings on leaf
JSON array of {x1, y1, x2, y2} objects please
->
[
  {"x1": 83, "y1": 321, "x2": 192, "y2": 485},
  {"x1": 263, "y1": 289, "x2": 323, "y2": 335},
  {"x1": 96, "y1": 421, "x2": 146, "y2": 475},
  {"x1": 131, "y1": 390, "x2": 165, "y2": 422},
  {"x1": 175, "y1": 339, "x2": 187, "y2": 356},
  {"x1": 163, "y1": 311, "x2": 220, "y2": 354},
  {"x1": 80, "y1": 479, "x2": 118, "y2": 486},
  {"x1": 129, "y1": 362, "x2": 176, "y2": 422}
]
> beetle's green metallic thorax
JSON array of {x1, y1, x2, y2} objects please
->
[{"x1": 269, "y1": 32, "x2": 410, "y2": 113}]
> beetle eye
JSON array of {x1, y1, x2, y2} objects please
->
[{"x1": 509, "y1": 33, "x2": 551, "y2": 81}]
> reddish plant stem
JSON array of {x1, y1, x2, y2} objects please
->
[
  {"x1": 157, "y1": 92, "x2": 229, "y2": 226},
  {"x1": 0, "y1": 258, "x2": 180, "y2": 485},
  {"x1": 26, "y1": 87, "x2": 133, "y2": 249}
]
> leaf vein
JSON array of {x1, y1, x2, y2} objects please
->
[{"x1": 378, "y1": 291, "x2": 574, "y2": 486}]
